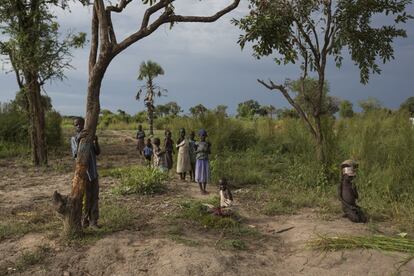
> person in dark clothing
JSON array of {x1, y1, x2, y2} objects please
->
[
  {"x1": 136, "y1": 124, "x2": 146, "y2": 155},
  {"x1": 188, "y1": 131, "x2": 197, "y2": 182},
  {"x1": 71, "y1": 117, "x2": 101, "y2": 228},
  {"x1": 164, "y1": 129, "x2": 174, "y2": 171},
  {"x1": 338, "y1": 160, "x2": 367, "y2": 223}
]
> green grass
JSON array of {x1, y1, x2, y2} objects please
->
[
  {"x1": 308, "y1": 234, "x2": 414, "y2": 254},
  {"x1": 69, "y1": 201, "x2": 137, "y2": 244},
  {"x1": 103, "y1": 166, "x2": 169, "y2": 195},
  {"x1": 168, "y1": 200, "x2": 262, "y2": 251},
  {"x1": 0, "y1": 209, "x2": 61, "y2": 241},
  {"x1": 14, "y1": 245, "x2": 50, "y2": 272},
  {"x1": 0, "y1": 141, "x2": 30, "y2": 158}
]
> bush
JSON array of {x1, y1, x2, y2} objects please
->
[
  {"x1": 108, "y1": 166, "x2": 169, "y2": 195},
  {"x1": 46, "y1": 111, "x2": 63, "y2": 147},
  {"x1": 0, "y1": 111, "x2": 28, "y2": 144}
]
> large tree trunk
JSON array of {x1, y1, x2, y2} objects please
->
[
  {"x1": 26, "y1": 74, "x2": 48, "y2": 166},
  {"x1": 53, "y1": 62, "x2": 107, "y2": 236},
  {"x1": 314, "y1": 115, "x2": 325, "y2": 164}
]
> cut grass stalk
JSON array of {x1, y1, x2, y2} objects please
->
[{"x1": 308, "y1": 234, "x2": 414, "y2": 254}]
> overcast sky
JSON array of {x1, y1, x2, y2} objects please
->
[{"x1": 0, "y1": 1, "x2": 413, "y2": 116}]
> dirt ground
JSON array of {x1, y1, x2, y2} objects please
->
[{"x1": 0, "y1": 130, "x2": 413, "y2": 276}]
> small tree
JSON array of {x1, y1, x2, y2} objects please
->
[
  {"x1": 189, "y1": 104, "x2": 208, "y2": 118},
  {"x1": 339, "y1": 100, "x2": 354, "y2": 118},
  {"x1": 359, "y1": 97, "x2": 383, "y2": 113},
  {"x1": 400, "y1": 97, "x2": 414, "y2": 116},
  {"x1": 234, "y1": 0, "x2": 412, "y2": 163},
  {"x1": 136, "y1": 60, "x2": 166, "y2": 135},
  {"x1": 165, "y1": 101, "x2": 182, "y2": 116},
  {"x1": 0, "y1": 0, "x2": 85, "y2": 165},
  {"x1": 214, "y1": 104, "x2": 228, "y2": 117},
  {"x1": 237, "y1": 99, "x2": 260, "y2": 118}
]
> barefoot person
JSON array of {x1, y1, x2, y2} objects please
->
[
  {"x1": 188, "y1": 131, "x2": 197, "y2": 182},
  {"x1": 164, "y1": 130, "x2": 174, "y2": 171},
  {"x1": 195, "y1": 129, "x2": 211, "y2": 194},
  {"x1": 136, "y1": 124, "x2": 146, "y2": 156},
  {"x1": 70, "y1": 117, "x2": 101, "y2": 228},
  {"x1": 153, "y1": 137, "x2": 167, "y2": 172},
  {"x1": 176, "y1": 128, "x2": 191, "y2": 180},
  {"x1": 339, "y1": 160, "x2": 367, "y2": 223},
  {"x1": 143, "y1": 138, "x2": 153, "y2": 167}
]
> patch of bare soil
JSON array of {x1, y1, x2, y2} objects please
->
[{"x1": 0, "y1": 130, "x2": 413, "y2": 275}]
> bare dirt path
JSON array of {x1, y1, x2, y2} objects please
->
[{"x1": 0, "y1": 130, "x2": 413, "y2": 275}]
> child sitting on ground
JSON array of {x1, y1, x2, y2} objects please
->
[
  {"x1": 143, "y1": 138, "x2": 153, "y2": 166},
  {"x1": 153, "y1": 138, "x2": 167, "y2": 172},
  {"x1": 204, "y1": 178, "x2": 233, "y2": 217},
  {"x1": 219, "y1": 178, "x2": 233, "y2": 210}
]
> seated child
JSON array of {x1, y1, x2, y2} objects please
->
[
  {"x1": 204, "y1": 178, "x2": 233, "y2": 217},
  {"x1": 143, "y1": 138, "x2": 153, "y2": 166},
  {"x1": 152, "y1": 138, "x2": 168, "y2": 172},
  {"x1": 338, "y1": 160, "x2": 367, "y2": 223},
  {"x1": 219, "y1": 178, "x2": 233, "y2": 209}
]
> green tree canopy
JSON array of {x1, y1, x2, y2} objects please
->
[
  {"x1": 400, "y1": 97, "x2": 414, "y2": 115},
  {"x1": 339, "y1": 100, "x2": 354, "y2": 118},
  {"x1": 359, "y1": 97, "x2": 383, "y2": 113},
  {"x1": 237, "y1": 100, "x2": 261, "y2": 118},
  {"x1": 189, "y1": 104, "x2": 208, "y2": 118}
]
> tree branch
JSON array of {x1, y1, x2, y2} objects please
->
[
  {"x1": 294, "y1": 19, "x2": 320, "y2": 68},
  {"x1": 106, "y1": 0, "x2": 133, "y2": 13},
  {"x1": 141, "y1": 0, "x2": 173, "y2": 30},
  {"x1": 89, "y1": 3, "x2": 99, "y2": 72},
  {"x1": 257, "y1": 79, "x2": 317, "y2": 139},
  {"x1": 113, "y1": 0, "x2": 240, "y2": 56},
  {"x1": 167, "y1": 0, "x2": 240, "y2": 23}
]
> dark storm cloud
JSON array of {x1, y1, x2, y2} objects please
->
[{"x1": 1, "y1": 1, "x2": 413, "y2": 115}]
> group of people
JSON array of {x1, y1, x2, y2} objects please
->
[
  {"x1": 69, "y1": 118, "x2": 367, "y2": 228},
  {"x1": 136, "y1": 125, "x2": 211, "y2": 194}
]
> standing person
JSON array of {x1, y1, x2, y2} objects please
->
[
  {"x1": 136, "y1": 124, "x2": 146, "y2": 156},
  {"x1": 153, "y1": 137, "x2": 167, "y2": 172},
  {"x1": 176, "y1": 128, "x2": 191, "y2": 180},
  {"x1": 164, "y1": 130, "x2": 174, "y2": 171},
  {"x1": 338, "y1": 160, "x2": 367, "y2": 223},
  {"x1": 188, "y1": 131, "x2": 197, "y2": 182},
  {"x1": 70, "y1": 117, "x2": 101, "y2": 228},
  {"x1": 143, "y1": 138, "x2": 153, "y2": 167},
  {"x1": 195, "y1": 129, "x2": 211, "y2": 194}
]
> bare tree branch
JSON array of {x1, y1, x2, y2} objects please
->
[
  {"x1": 89, "y1": 3, "x2": 99, "y2": 72},
  {"x1": 257, "y1": 78, "x2": 317, "y2": 139},
  {"x1": 113, "y1": 0, "x2": 240, "y2": 56},
  {"x1": 167, "y1": 0, "x2": 240, "y2": 23},
  {"x1": 141, "y1": 0, "x2": 173, "y2": 30},
  {"x1": 106, "y1": 0, "x2": 133, "y2": 13}
]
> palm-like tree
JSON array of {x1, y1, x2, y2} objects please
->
[{"x1": 136, "y1": 60, "x2": 166, "y2": 135}]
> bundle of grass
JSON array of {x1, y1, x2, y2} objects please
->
[
  {"x1": 308, "y1": 234, "x2": 414, "y2": 254},
  {"x1": 108, "y1": 166, "x2": 169, "y2": 195}
]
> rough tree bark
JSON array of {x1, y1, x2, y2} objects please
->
[
  {"x1": 26, "y1": 73, "x2": 48, "y2": 166},
  {"x1": 53, "y1": 0, "x2": 241, "y2": 236}
]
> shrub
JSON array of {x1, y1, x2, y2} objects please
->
[
  {"x1": 46, "y1": 110, "x2": 63, "y2": 147},
  {"x1": 109, "y1": 166, "x2": 168, "y2": 195}
]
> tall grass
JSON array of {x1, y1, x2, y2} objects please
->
[{"x1": 160, "y1": 111, "x2": 413, "y2": 231}]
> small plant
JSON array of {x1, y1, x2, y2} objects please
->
[
  {"x1": 218, "y1": 239, "x2": 247, "y2": 251},
  {"x1": 14, "y1": 245, "x2": 50, "y2": 272},
  {"x1": 109, "y1": 166, "x2": 168, "y2": 195},
  {"x1": 308, "y1": 234, "x2": 414, "y2": 254}
]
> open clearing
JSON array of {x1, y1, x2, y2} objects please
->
[{"x1": 0, "y1": 130, "x2": 413, "y2": 276}]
